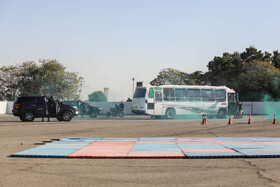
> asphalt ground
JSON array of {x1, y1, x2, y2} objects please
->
[{"x1": 1, "y1": 114, "x2": 280, "y2": 186}]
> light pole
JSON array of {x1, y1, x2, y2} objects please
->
[{"x1": 132, "y1": 78, "x2": 135, "y2": 97}]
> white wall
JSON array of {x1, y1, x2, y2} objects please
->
[
  {"x1": 0, "y1": 101, "x2": 13, "y2": 114},
  {"x1": 6, "y1": 102, "x2": 14, "y2": 114},
  {"x1": 242, "y1": 102, "x2": 280, "y2": 115},
  {"x1": 0, "y1": 101, "x2": 7, "y2": 114}
]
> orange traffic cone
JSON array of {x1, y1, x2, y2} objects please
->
[
  {"x1": 272, "y1": 114, "x2": 276, "y2": 124},
  {"x1": 248, "y1": 114, "x2": 252, "y2": 124},
  {"x1": 228, "y1": 114, "x2": 232, "y2": 125},
  {"x1": 201, "y1": 114, "x2": 207, "y2": 125}
]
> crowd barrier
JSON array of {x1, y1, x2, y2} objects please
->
[{"x1": 0, "y1": 101, "x2": 14, "y2": 114}]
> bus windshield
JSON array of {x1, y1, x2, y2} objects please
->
[{"x1": 133, "y1": 88, "x2": 146, "y2": 98}]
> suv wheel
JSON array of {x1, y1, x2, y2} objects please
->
[
  {"x1": 25, "y1": 111, "x2": 35, "y2": 121},
  {"x1": 20, "y1": 115, "x2": 26, "y2": 121},
  {"x1": 57, "y1": 116, "x2": 64, "y2": 121},
  {"x1": 62, "y1": 111, "x2": 73, "y2": 122}
]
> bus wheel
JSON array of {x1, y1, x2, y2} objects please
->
[
  {"x1": 216, "y1": 109, "x2": 226, "y2": 119},
  {"x1": 165, "y1": 108, "x2": 176, "y2": 119}
]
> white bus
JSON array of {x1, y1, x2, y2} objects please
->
[{"x1": 131, "y1": 85, "x2": 237, "y2": 119}]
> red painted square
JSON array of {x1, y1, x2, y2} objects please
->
[
  {"x1": 69, "y1": 142, "x2": 135, "y2": 158},
  {"x1": 137, "y1": 141, "x2": 176, "y2": 144},
  {"x1": 176, "y1": 141, "x2": 217, "y2": 144},
  {"x1": 88, "y1": 141, "x2": 136, "y2": 146}
]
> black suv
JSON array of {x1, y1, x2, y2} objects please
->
[{"x1": 12, "y1": 96, "x2": 79, "y2": 122}]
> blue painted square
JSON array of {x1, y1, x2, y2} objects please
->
[
  {"x1": 213, "y1": 137, "x2": 255, "y2": 142},
  {"x1": 11, "y1": 148, "x2": 78, "y2": 157},
  {"x1": 222, "y1": 143, "x2": 269, "y2": 149},
  {"x1": 52, "y1": 140, "x2": 95, "y2": 144},
  {"x1": 40, "y1": 143, "x2": 88, "y2": 149},
  {"x1": 62, "y1": 137, "x2": 103, "y2": 141},
  {"x1": 101, "y1": 138, "x2": 138, "y2": 141},
  {"x1": 178, "y1": 144, "x2": 226, "y2": 149},
  {"x1": 263, "y1": 143, "x2": 280, "y2": 148},
  {"x1": 130, "y1": 144, "x2": 181, "y2": 152},
  {"x1": 250, "y1": 137, "x2": 280, "y2": 142},
  {"x1": 178, "y1": 139, "x2": 215, "y2": 142},
  {"x1": 139, "y1": 137, "x2": 178, "y2": 141},
  {"x1": 184, "y1": 151, "x2": 244, "y2": 158},
  {"x1": 234, "y1": 148, "x2": 280, "y2": 156}
]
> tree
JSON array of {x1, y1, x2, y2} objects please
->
[
  {"x1": 39, "y1": 59, "x2": 84, "y2": 100},
  {"x1": 150, "y1": 68, "x2": 186, "y2": 86},
  {"x1": 185, "y1": 71, "x2": 209, "y2": 85},
  {"x1": 207, "y1": 52, "x2": 244, "y2": 88},
  {"x1": 150, "y1": 68, "x2": 208, "y2": 86},
  {"x1": 206, "y1": 47, "x2": 280, "y2": 101},
  {"x1": 238, "y1": 61, "x2": 280, "y2": 101},
  {"x1": 151, "y1": 47, "x2": 280, "y2": 101},
  {"x1": 0, "y1": 60, "x2": 84, "y2": 101},
  {"x1": 17, "y1": 61, "x2": 42, "y2": 96},
  {"x1": 0, "y1": 65, "x2": 21, "y2": 100},
  {"x1": 240, "y1": 46, "x2": 269, "y2": 63},
  {"x1": 88, "y1": 91, "x2": 107, "y2": 102},
  {"x1": 272, "y1": 50, "x2": 280, "y2": 69}
]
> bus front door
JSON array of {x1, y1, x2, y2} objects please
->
[
  {"x1": 154, "y1": 89, "x2": 163, "y2": 116},
  {"x1": 228, "y1": 93, "x2": 235, "y2": 115},
  {"x1": 147, "y1": 88, "x2": 155, "y2": 115}
]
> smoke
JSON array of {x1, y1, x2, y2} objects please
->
[{"x1": 263, "y1": 94, "x2": 280, "y2": 119}]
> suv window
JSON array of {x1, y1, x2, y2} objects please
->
[{"x1": 36, "y1": 97, "x2": 46, "y2": 105}]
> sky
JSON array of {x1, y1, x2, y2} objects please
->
[{"x1": 0, "y1": 0, "x2": 280, "y2": 101}]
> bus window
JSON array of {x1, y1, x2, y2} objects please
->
[
  {"x1": 148, "y1": 88, "x2": 154, "y2": 98},
  {"x1": 163, "y1": 88, "x2": 175, "y2": 101},
  {"x1": 187, "y1": 89, "x2": 201, "y2": 102},
  {"x1": 215, "y1": 90, "x2": 226, "y2": 102},
  {"x1": 201, "y1": 89, "x2": 214, "y2": 102},
  {"x1": 155, "y1": 91, "x2": 162, "y2": 101},
  {"x1": 175, "y1": 88, "x2": 187, "y2": 101},
  {"x1": 133, "y1": 88, "x2": 146, "y2": 98}
]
